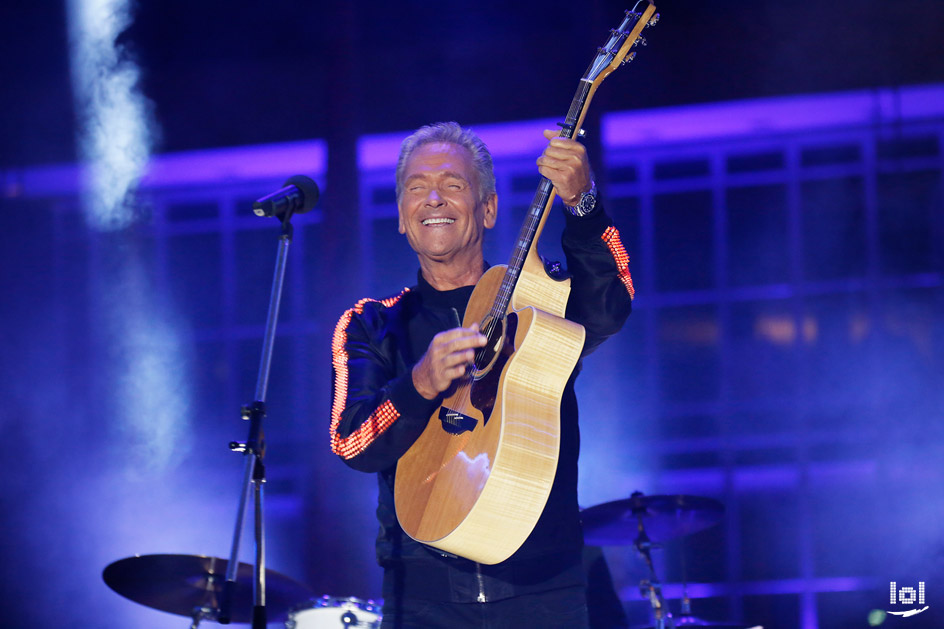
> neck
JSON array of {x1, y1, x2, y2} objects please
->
[{"x1": 418, "y1": 253, "x2": 485, "y2": 291}]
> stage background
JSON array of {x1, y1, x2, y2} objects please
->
[{"x1": 2, "y1": 2, "x2": 942, "y2": 627}]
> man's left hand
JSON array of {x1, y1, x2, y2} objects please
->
[{"x1": 536, "y1": 128, "x2": 592, "y2": 206}]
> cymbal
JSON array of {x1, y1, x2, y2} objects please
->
[
  {"x1": 581, "y1": 494, "x2": 724, "y2": 546},
  {"x1": 103, "y1": 554, "x2": 313, "y2": 623}
]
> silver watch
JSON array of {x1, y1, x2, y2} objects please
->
[{"x1": 564, "y1": 181, "x2": 597, "y2": 217}]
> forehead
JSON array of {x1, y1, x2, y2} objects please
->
[{"x1": 404, "y1": 141, "x2": 475, "y2": 179}]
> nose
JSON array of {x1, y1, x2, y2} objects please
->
[{"x1": 425, "y1": 188, "x2": 444, "y2": 206}]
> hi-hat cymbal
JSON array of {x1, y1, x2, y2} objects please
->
[
  {"x1": 581, "y1": 494, "x2": 724, "y2": 546},
  {"x1": 103, "y1": 554, "x2": 313, "y2": 623}
]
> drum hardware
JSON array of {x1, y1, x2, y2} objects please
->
[
  {"x1": 581, "y1": 493, "x2": 724, "y2": 546},
  {"x1": 102, "y1": 553, "x2": 313, "y2": 627},
  {"x1": 582, "y1": 492, "x2": 731, "y2": 629},
  {"x1": 660, "y1": 537, "x2": 762, "y2": 628},
  {"x1": 631, "y1": 492, "x2": 673, "y2": 629}
]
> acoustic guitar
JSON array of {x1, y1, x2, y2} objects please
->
[{"x1": 394, "y1": 1, "x2": 659, "y2": 565}]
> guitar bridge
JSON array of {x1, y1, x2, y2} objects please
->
[{"x1": 438, "y1": 407, "x2": 477, "y2": 435}]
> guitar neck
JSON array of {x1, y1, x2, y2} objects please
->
[
  {"x1": 486, "y1": 1, "x2": 658, "y2": 322},
  {"x1": 487, "y1": 81, "x2": 595, "y2": 321}
]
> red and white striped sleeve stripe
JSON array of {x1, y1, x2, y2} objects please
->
[
  {"x1": 330, "y1": 291, "x2": 408, "y2": 460},
  {"x1": 601, "y1": 225, "x2": 635, "y2": 300}
]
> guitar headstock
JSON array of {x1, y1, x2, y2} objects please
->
[{"x1": 584, "y1": 1, "x2": 659, "y2": 87}]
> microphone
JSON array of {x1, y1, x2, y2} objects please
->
[{"x1": 252, "y1": 175, "x2": 320, "y2": 218}]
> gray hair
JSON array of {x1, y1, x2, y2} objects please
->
[{"x1": 395, "y1": 122, "x2": 496, "y2": 204}]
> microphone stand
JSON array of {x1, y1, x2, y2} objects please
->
[{"x1": 217, "y1": 209, "x2": 297, "y2": 628}]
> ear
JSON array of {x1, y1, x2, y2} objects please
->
[
  {"x1": 482, "y1": 193, "x2": 498, "y2": 229},
  {"x1": 397, "y1": 204, "x2": 406, "y2": 234}
]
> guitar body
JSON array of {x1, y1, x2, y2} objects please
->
[{"x1": 394, "y1": 265, "x2": 585, "y2": 564}]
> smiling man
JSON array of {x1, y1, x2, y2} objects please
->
[
  {"x1": 330, "y1": 122, "x2": 634, "y2": 628},
  {"x1": 397, "y1": 139, "x2": 497, "y2": 291}
]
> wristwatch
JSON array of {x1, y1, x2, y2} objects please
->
[{"x1": 564, "y1": 181, "x2": 597, "y2": 217}]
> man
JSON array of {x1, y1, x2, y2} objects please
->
[{"x1": 330, "y1": 121, "x2": 634, "y2": 628}]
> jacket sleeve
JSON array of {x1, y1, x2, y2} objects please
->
[
  {"x1": 560, "y1": 202, "x2": 635, "y2": 356},
  {"x1": 329, "y1": 296, "x2": 439, "y2": 473}
]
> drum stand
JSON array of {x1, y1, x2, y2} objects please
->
[
  {"x1": 189, "y1": 604, "x2": 218, "y2": 629},
  {"x1": 581, "y1": 493, "x2": 735, "y2": 629},
  {"x1": 218, "y1": 210, "x2": 297, "y2": 628},
  {"x1": 632, "y1": 493, "x2": 675, "y2": 629}
]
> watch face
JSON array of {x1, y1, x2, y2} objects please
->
[
  {"x1": 565, "y1": 183, "x2": 596, "y2": 216},
  {"x1": 575, "y1": 191, "x2": 596, "y2": 216}
]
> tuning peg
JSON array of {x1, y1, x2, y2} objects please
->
[
  {"x1": 634, "y1": 36, "x2": 648, "y2": 47},
  {"x1": 621, "y1": 51, "x2": 637, "y2": 66},
  {"x1": 648, "y1": 13, "x2": 660, "y2": 27}
]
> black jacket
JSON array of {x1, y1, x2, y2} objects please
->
[{"x1": 329, "y1": 205, "x2": 634, "y2": 603}]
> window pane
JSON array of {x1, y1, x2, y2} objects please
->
[
  {"x1": 801, "y1": 177, "x2": 867, "y2": 281},
  {"x1": 658, "y1": 305, "x2": 721, "y2": 403},
  {"x1": 878, "y1": 169, "x2": 941, "y2": 275},
  {"x1": 727, "y1": 185, "x2": 790, "y2": 286},
  {"x1": 654, "y1": 191, "x2": 715, "y2": 292}
]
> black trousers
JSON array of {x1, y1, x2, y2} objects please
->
[{"x1": 379, "y1": 585, "x2": 590, "y2": 629}]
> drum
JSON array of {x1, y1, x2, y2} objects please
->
[{"x1": 286, "y1": 595, "x2": 382, "y2": 628}]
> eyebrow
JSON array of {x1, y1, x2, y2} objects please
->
[{"x1": 405, "y1": 171, "x2": 470, "y2": 185}]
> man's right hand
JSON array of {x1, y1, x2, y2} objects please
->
[{"x1": 412, "y1": 324, "x2": 487, "y2": 400}]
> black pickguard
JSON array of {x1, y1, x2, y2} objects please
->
[{"x1": 438, "y1": 313, "x2": 518, "y2": 434}]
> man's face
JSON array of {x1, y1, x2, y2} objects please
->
[{"x1": 398, "y1": 141, "x2": 497, "y2": 267}]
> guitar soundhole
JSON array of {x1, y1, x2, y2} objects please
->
[
  {"x1": 467, "y1": 313, "x2": 518, "y2": 424},
  {"x1": 473, "y1": 314, "x2": 505, "y2": 376}
]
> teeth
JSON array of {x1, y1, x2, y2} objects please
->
[{"x1": 422, "y1": 218, "x2": 455, "y2": 225}]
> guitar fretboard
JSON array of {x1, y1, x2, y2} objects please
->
[{"x1": 486, "y1": 79, "x2": 594, "y2": 326}]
